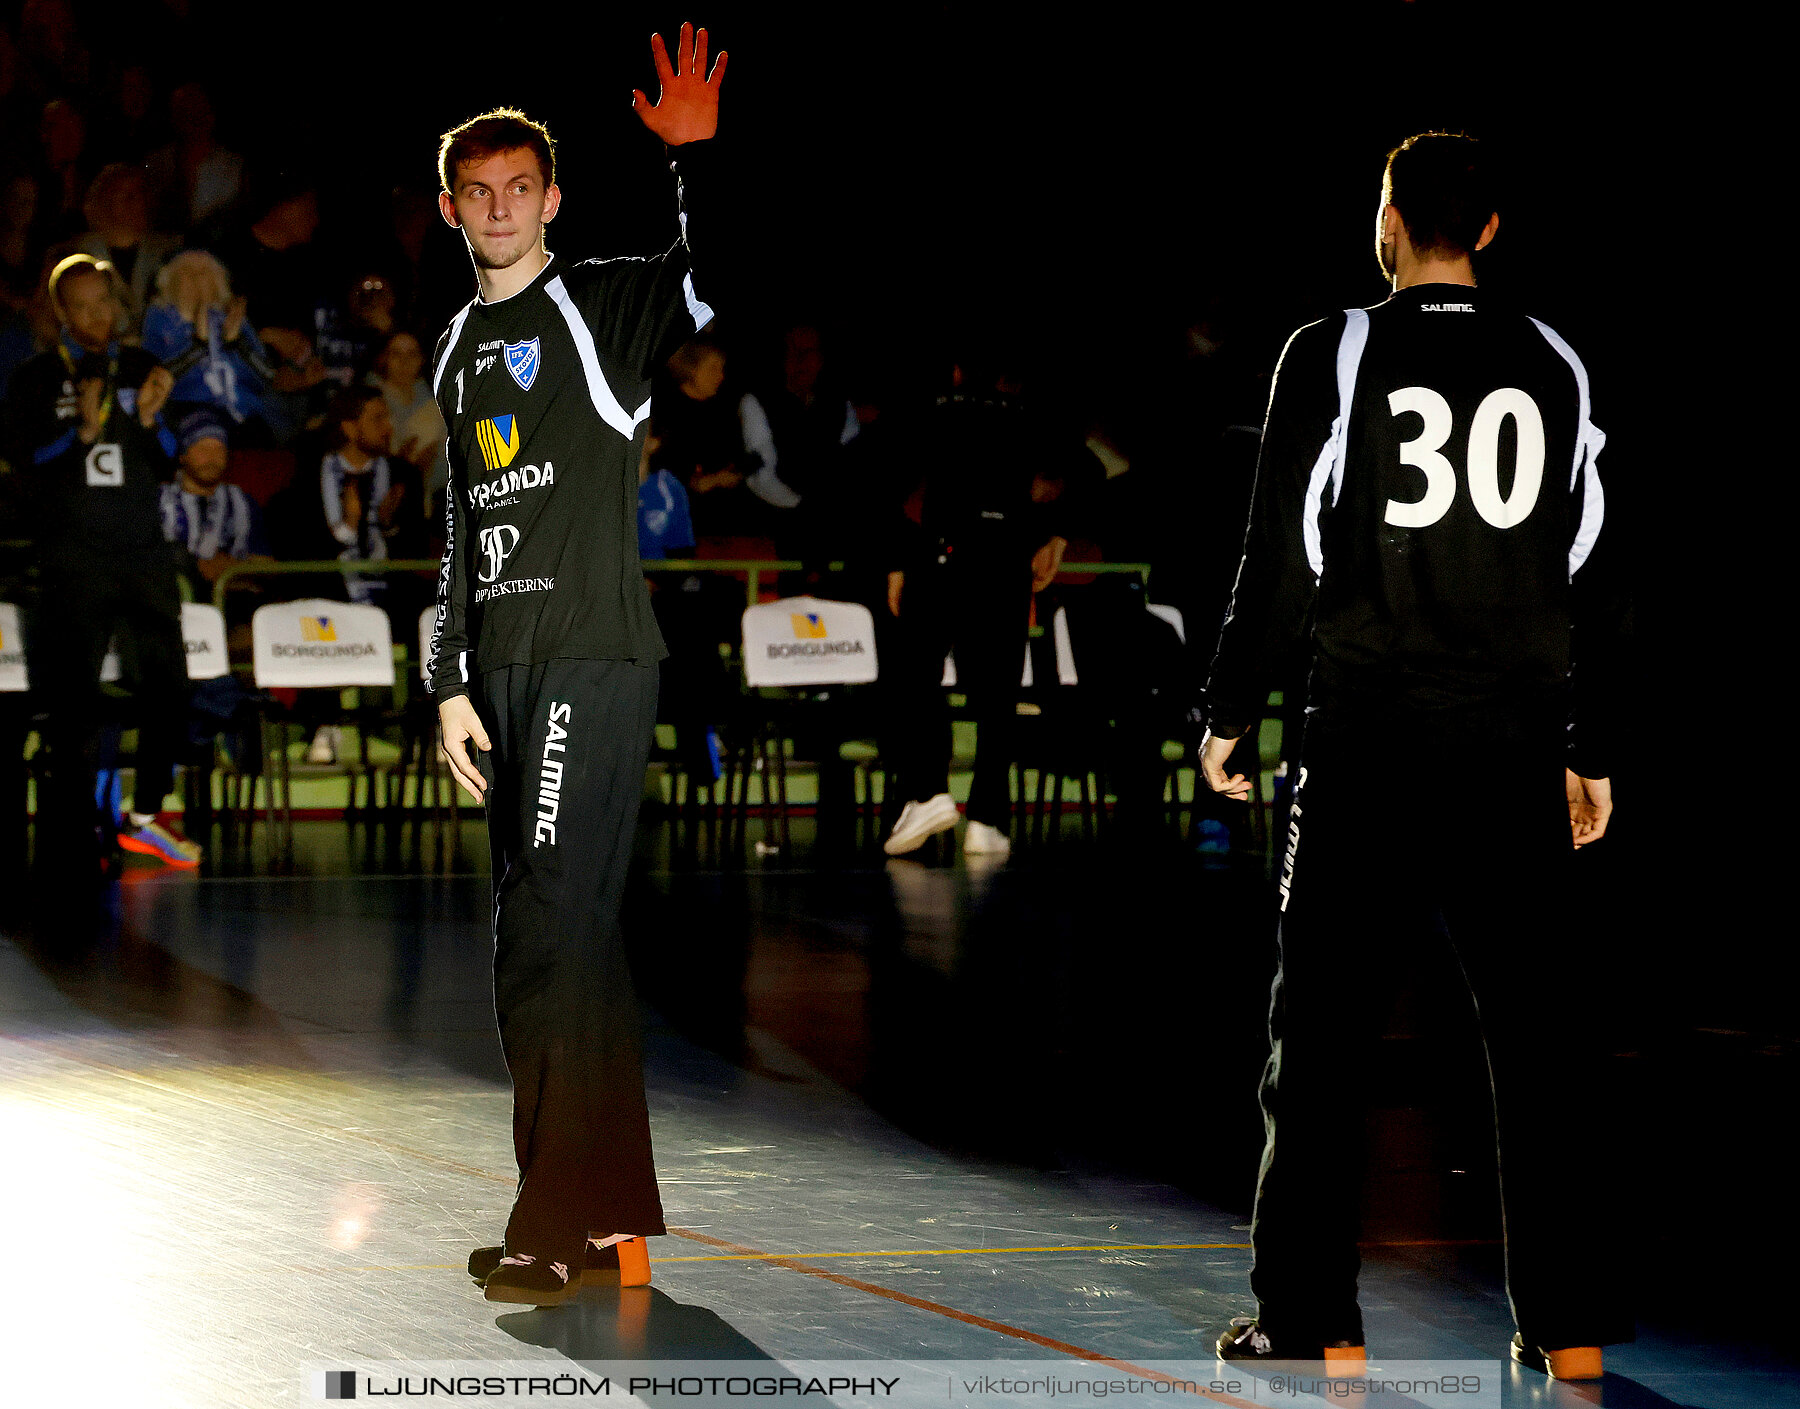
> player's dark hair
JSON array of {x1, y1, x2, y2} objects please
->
[
  {"x1": 438, "y1": 108, "x2": 556, "y2": 193},
  {"x1": 1382, "y1": 132, "x2": 1495, "y2": 259}
]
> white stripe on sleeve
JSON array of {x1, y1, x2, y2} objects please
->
[
  {"x1": 1301, "y1": 309, "x2": 1371, "y2": 582},
  {"x1": 1529, "y1": 316, "x2": 1606, "y2": 577},
  {"x1": 545, "y1": 275, "x2": 651, "y2": 441}
]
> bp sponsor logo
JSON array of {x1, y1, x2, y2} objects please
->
[
  {"x1": 767, "y1": 612, "x2": 865, "y2": 660},
  {"x1": 504, "y1": 337, "x2": 541, "y2": 391},
  {"x1": 475, "y1": 413, "x2": 521, "y2": 471},
  {"x1": 467, "y1": 460, "x2": 554, "y2": 511},
  {"x1": 477, "y1": 524, "x2": 521, "y2": 584}
]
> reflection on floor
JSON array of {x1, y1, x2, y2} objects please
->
[{"x1": 0, "y1": 818, "x2": 1794, "y2": 1408}]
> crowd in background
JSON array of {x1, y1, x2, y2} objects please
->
[{"x1": 0, "y1": 1, "x2": 1282, "y2": 857}]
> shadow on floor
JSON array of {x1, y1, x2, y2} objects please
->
[{"x1": 496, "y1": 1285, "x2": 777, "y2": 1362}]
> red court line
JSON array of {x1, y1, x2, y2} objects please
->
[{"x1": 666, "y1": 1226, "x2": 1263, "y2": 1408}]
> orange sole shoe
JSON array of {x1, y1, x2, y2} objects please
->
[
  {"x1": 1544, "y1": 1347, "x2": 1603, "y2": 1380},
  {"x1": 1321, "y1": 1346, "x2": 1367, "y2": 1378},
  {"x1": 616, "y1": 1236, "x2": 651, "y2": 1287},
  {"x1": 1512, "y1": 1336, "x2": 1603, "y2": 1381},
  {"x1": 117, "y1": 832, "x2": 201, "y2": 868}
]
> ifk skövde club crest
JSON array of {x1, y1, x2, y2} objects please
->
[{"x1": 504, "y1": 338, "x2": 541, "y2": 391}]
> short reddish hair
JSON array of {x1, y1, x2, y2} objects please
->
[{"x1": 437, "y1": 108, "x2": 556, "y2": 194}]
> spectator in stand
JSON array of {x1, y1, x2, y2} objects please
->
[
  {"x1": 208, "y1": 170, "x2": 328, "y2": 439},
  {"x1": 142, "y1": 249, "x2": 279, "y2": 439},
  {"x1": 880, "y1": 353, "x2": 1073, "y2": 862},
  {"x1": 160, "y1": 408, "x2": 268, "y2": 595},
  {"x1": 145, "y1": 82, "x2": 243, "y2": 232},
  {"x1": 75, "y1": 162, "x2": 180, "y2": 335},
  {"x1": 32, "y1": 98, "x2": 91, "y2": 251},
  {"x1": 315, "y1": 269, "x2": 399, "y2": 391},
  {"x1": 157, "y1": 408, "x2": 268, "y2": 797},
  {"x1": 737, "y1": 323, "x2": 860, "y2": 559},
  {"x1": 656, "y1": 336, "x2": 752, "y2": 535},
  {"x1": 2, "y1": 253, "x2": 201, "y2": 877},
  {"x1": 368, "y1": 330, "x2": 430, "y2": 430},
  {"x1": 370, "y1": 329, "x2": 446, "y2": 515},
  {"x1": 306, "y1": 386, "x2": 414, "y2": 764},
  {"x1": 637, "y1": 424, "x2": 695, "y2": 561},
  {"x1": 321, "y1": 385, "x2": 401, "y2": 581}
]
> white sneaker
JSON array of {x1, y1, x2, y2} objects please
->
[
  {"x1": 963, "y1": 819, "x2": 1011, "y2": 858},
  {"x1": 306, "y1": 725, "x2": 339, "y2": 765},
  {"x1": 883, "y1": 792, "x2": 960, "y2": 855}
]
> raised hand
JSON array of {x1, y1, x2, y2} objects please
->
[
  {"x1": 632, "y1": 22, "x2": 727, "y2": 146},
  {"x1": 136, "y1": 366, "x2": 175, "y2": 427}
]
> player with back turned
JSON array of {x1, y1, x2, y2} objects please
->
[
  {"x1": 1201, "y1": 133, "x2": 1632, "y2": 1378},
  {"x1": 426, "y1": 24, "x2": 726, "y2": 1306}
]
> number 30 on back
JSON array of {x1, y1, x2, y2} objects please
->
[{"x1": 1384, "y1": 386, "x2": 1545, "y2": 530}]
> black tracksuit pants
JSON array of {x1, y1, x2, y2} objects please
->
[
  {"x1": 25, "y1": 556, "x2": 187, "y2": 867},
  {"x1": 475, "y1": 657, "x2": 665, "y2": 1265},
  {"x1": 1249, "y1": 711, "x2": 1631, "y2": 1351},
  {"x1": 888, "y1": 554, "x2": 1032, "y2": 827}
]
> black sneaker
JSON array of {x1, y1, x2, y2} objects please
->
[
  {"x1": 468, "y1": 1239, "x2": 622, "y2": 1286},
  {"x1": 1217, "y1": 1317, "x2": 1366, "y2": 1374},
  {"x1": 482, "y1": 1252, "x2": 578, "y2": 1305},
  {"x1": 1511, "y1": 1334, "x2": 1603, "y2": 1380}
]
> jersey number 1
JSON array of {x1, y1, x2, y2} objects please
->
[
  {"x1": 456, "y1": 368, "x2": 465, "y2": 415},
  {"x1": 1384, "y1": 386, "x2": 1544, "y2": 530}
]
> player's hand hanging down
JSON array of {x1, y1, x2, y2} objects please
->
[
  {"x1": 1200, "y1": 731, "x2": 1254, "y2": 802},
  {"x1": 633, "y1": 23, "x2": 728, "y2": 145},
  {"x1": 440, "y1": 695, "x2": 491, "y2": 804},
  {"x1": 1565, "y1": 768, "x2": 1612, "y2": 848}
]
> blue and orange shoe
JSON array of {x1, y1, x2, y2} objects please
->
[{"x1": 117, "y1": 817, "x2": 203, "y2": 868}]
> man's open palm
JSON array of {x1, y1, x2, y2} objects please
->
[{"x1": 633, "y1": 23, "x2": 727, "y2": 146}]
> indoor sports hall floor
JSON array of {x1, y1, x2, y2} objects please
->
[{"x1": 0, "y1": 818, "x2": 1792, "y2": 1408}]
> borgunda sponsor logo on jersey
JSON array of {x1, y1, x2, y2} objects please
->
[
  {"x1": 469, "y1": 409, "x2": 556, "y2": 510},
  {"x1": 534, "y1": 701, "x2": 571, "y2": 847},
  {"x1": 468, "y1": 460, "x2": 555, "y2": 511}
]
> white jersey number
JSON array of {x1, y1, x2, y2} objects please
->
[
  {"x1": 1384, "y1": 386, "x2": 1545, "y2": 530},
  {"x1": 455, "y1": 367, "x2": 466, "y2": 415}
]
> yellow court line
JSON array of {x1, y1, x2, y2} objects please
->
[{"x1": 653, "y1": 1241, "x2": 1250, "y2": 1262}]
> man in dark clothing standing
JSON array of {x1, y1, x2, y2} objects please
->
[
  {"x1": 881, "y1": 361, "x2": 1070, "y2": 861},
  {"x1": 2, "y1": 254, "x2": 201, "y2": 876},
  {"x1": 1202, "y1": 133, "x2": 1630, "y2": 1380},
  {"x1": 427, "y1": 25, "x2": 727, "y2": 1307}
]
